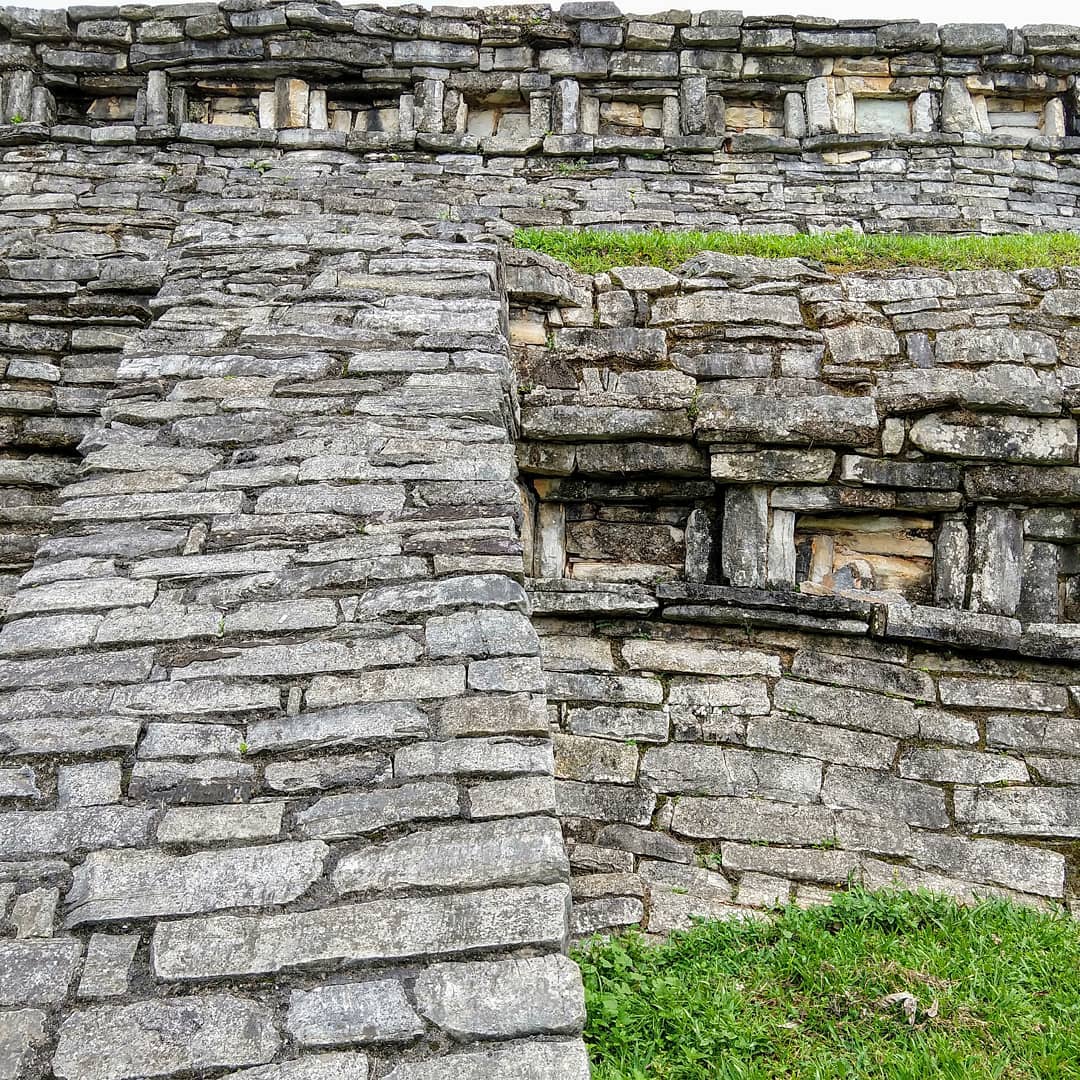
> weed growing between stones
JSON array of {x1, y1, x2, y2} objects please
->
[
  {"x1": 575, "y1": 888, "x2": 1080, "y2": 1079},
  {"x1": 515, "y1": 228, "x2": 1080, "y2": 275}
]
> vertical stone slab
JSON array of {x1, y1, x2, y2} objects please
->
[
  {"x1": 969, "y1": 506, "x2": 1022, "y2": 616},
  {"x1": 766, "y1": 509, "x2": 796, "y2": 589},
  {"x1": 415, "y1": 78, "x2": 445, "y2": 133},
  {"x1": 684, "y1": 507, "x2": 714, "y2": 583},
  {"x1": 722, "y1": 486, "x2": 768, "y2": 589},
  {"x1": 553, "y1": 78, "x2": 580, "y2": 134},
  {"x1": 1018, "y1": 541, "x2": 1060, "y2": 623},
  {"x1": 784, "y1": 93, "x2": 807, "y2": 138},
  {"x1": 934, "y1": 516, "x2": 969, "y2": 609},
  {"x1": 805, "y1": 77, "x2": 835, "y2": 135},
  {"x1": 537, "y1": 502, "x2": 567, "y2": 578},
  {"x1": 145, "y1": 71, "x2": 168, "y2": 127},
  {"x1": 680, "y1": 75, "x2": 706, "y2": 134},
  {"x1": 529, "y1": 92, "x2": 552, "y2": 137}
]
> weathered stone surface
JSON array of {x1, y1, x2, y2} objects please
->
[
  {"x1": 246, "y1": 702, "x2": 429, "y2": 753},
  {"x1": 152, "y1": 885, "x2": 572, "y2": 978},
  {"x1": 642, "y1": 744, "x2": 822, "y2": 803},
  {"x1": 333, "y1": 818, "x2": 567, "y2": 895},
  {"x1": 822, "y1": 765, "x2": 948, "y2": 828},
  {"x1": 381, "y1": 1041, "x2": 591, "y2": 1080},
  {"x1": 0, "y1": 940, "x2": 81, "y2": 1005},
  {"x1": 65, "y1": 842, "x2": 327, "y2": 925},
  {"x1": 0, "y1": 1010, "x2": 46, "y2": 1080},
  {"x1": 52, "y1": 996, "x2": 280, "y2": 1080},
  {"x1": 297, "y1": 782, "x2": 460, "y2": 838},
  {"x1": 671, "y1": 797, "x2": 835, "y2": 845},
  {"x1": 77, "y1": 934, "x2": 139, "y2": 999},
  {"x1": 287, "y1": 981, "x2": 424, "y2": 1046},
  {"x1": 413, "y1": 955, "x2": 585, "y2": 1040},
  {"x1": 696, "y1": 397, "x2": 879, "y2": 445},
  {"x1": 0, "y1": 807, "x2": 154, "y2": 857},
  {"x1": 909, "y1": 413, "x2": 1077, "y2": 464}
]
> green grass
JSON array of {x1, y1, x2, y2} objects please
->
[
  {"x1": 574, "y1": 888, "x2": 1080, "y2": 1080},
  {"x1": 513, "y1": 228, "x2": 1080, "y2": 275}
]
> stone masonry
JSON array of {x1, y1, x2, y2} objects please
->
[{"x1": 1, "y1": 3, "x2": 1080, "y2": 1079}]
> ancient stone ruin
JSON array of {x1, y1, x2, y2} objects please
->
[{"x1": 1, "y1": 2, "x2": 1079, "y2": 1077}]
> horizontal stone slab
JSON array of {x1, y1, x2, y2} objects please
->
[
  {"x1": 332, "y1": 817, "x2": 567, "y2": 896},
  {"x1": 52, "y1": 995, "x2": 279, "y2": 1080},
  {"x1": 65, "y1": 841, "x2": 328, "y2": 926},
  {"x1": 380, "y1": 1040, "x2": 591, "y2": 1080},
  {"x1": 152, "y1": 885, "x2": 571, "y2": 978},
  {"x1": 413, "y1": 954, "x2": 585, "y2": 1041}
]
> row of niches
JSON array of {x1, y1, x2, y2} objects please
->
[
  {"x1": 520, "y1": 480, "x2": 1080, "y2": 626},
  {"x1": 14, "y1": 69, "x2": 1071, "y2": 143}
]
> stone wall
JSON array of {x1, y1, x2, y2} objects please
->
[
  {"x1": 1, "y1": 5, "x2": 1080, "y2": 1080},
  {"x1": 0, "y1": 133, "x2": 589, "y2": 1080},
  {"x1": 507, "y1": 250, "x2": 1080, "y2": 934}
]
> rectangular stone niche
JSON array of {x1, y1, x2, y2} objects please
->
[
  {"x1": 794, "y1": 512, "x2": 933, "y2": 601},
  {"x1": 854, "y1": 97, "x2": 913, "y2": 135}
]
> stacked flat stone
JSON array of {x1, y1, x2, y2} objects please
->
[{"x1": 0, "y1": 208, "x2": 588, "y2": 1076}]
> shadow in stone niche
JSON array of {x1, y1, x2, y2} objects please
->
[{"x1": 794, "y1": 512, "x2": 934, "y2": 605}]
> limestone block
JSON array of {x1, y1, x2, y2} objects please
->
[
  {"x1": 152, "y1": 885, "x2": 572, "y2": 979},
  {"x1": 52, "y1": 996, "x2": 279, "y2": 1080},
  {"x1": 65, "y1": 842, "x2": 328, "y2": 926},
  {"x1": 969, "y1": 506, "x2": 1023, "y2": 617},
  {"x1": 414, "y1": 955, "x2": 584, "y2": 1040},
  {"x1": 287, "y1": 982, "x2": 423, "y2": 1046}
]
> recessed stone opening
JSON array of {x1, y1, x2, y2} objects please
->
[{"x1": 795, "y1": 512, "x2": 933, "y2": 602}]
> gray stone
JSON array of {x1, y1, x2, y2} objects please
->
[
  {"x1": 909, "y1": 413, "x2": 1076, "y2": 464},
  {"x1": 696, "y1": 397, "x2": 879, "y2": 446},
  {"x1": 426, "y1": 610, "x2": 538, "y2": 659},
  {"x1": 721, "y1": 485, "x2": 768, "y2": 588},
  {"x1": 712, "y1": 449, "x2": 836, "y2": 483},
  {"x1": 414, "y1": 955, "x2": 584, "y2": 1041},
  {"x1": 0, "y1": 940, "x2": 80, "y2": 1005},
  {"x1": 955, "y1": 787, "x2": 1080, "y2": 839},
  {"x1": 65, "y1": 842, "x2": 327, "y2": 926},
  {"x1": 52, "y1": 996, "x2": 280, "y2": 1080},
  {"x1": 0, "y1": 766, "x2": 39, "y2": 799},
  {"x1": 642, "y1": 744, "x2": 822, "y2": 803},
  {"x1": 77, "y1": 933, "x2": 139, "y2": 999},
  {"x1": 747, "y1": 716, "x2": 897, "y2": 770},
  {"x1": 381, "y1": 1041, "x2": 591, "y2": 1080},
  {"x1": 287, "y1": 981, "x2": 424, "y2": 1046},
  {"x1": 899, "y1": 748, "x2": 1028, "y2": 784},
  {"x1": 157, "y1": 803, "x2": 284, "y2": 844},
  {"x1": 246, "y1": 702, "x2": 429, "y2": 754},
  {"x1": 0, "y1": 807, "x2": 154, "y2": 857},
  {"x1": 297, "y1": 782, "x2": 460, "y2": 839},
  {"x1": 152, "y1": 885, "x2": 572, "y2": 978},
  {"x1": 773, "y1": 679, "x2": 918, "y2": 737},
  {"x1": 9, "y1": 888, "x2": 58, "y2": 938},
  {"x1": 908, "y1": 833, "x2": 1064, "y2": 897},
  {"x1": 220, "y1": 1056, "x2": 370, "y2": 1080},
  {"x1": 0, "y1": 1010, "x2": 45, "y2": 1080},
  {"x1": 333, "y1": 818, "x2": 567, "y2": 896},
  {"x1": 822, "y1": 765, "x2": 948, "y2": 828},
  {"x1": 57, "y1": 761, "x2": 121, "y2": 807},
  {"x1": 938, "y1": 678, "x2": 1067, "y2": 712},
  {"x1": 394, "y1": 737, "x2": 553, "y2": 777},
  {"x1": 672, "y1": 797, "x2": 835, "y2": 845}
]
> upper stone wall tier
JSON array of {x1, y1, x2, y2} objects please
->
[{"x1": 0, "y1": 3, "x2": 1079, "y2": 156}]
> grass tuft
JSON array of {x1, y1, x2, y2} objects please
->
[
  {"x1": 513, "y1": 228, "x2": 1080, "y2": 275},
  {"x1": 574, "y1": 888, "x2": 1080, "y2": 1080}
]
